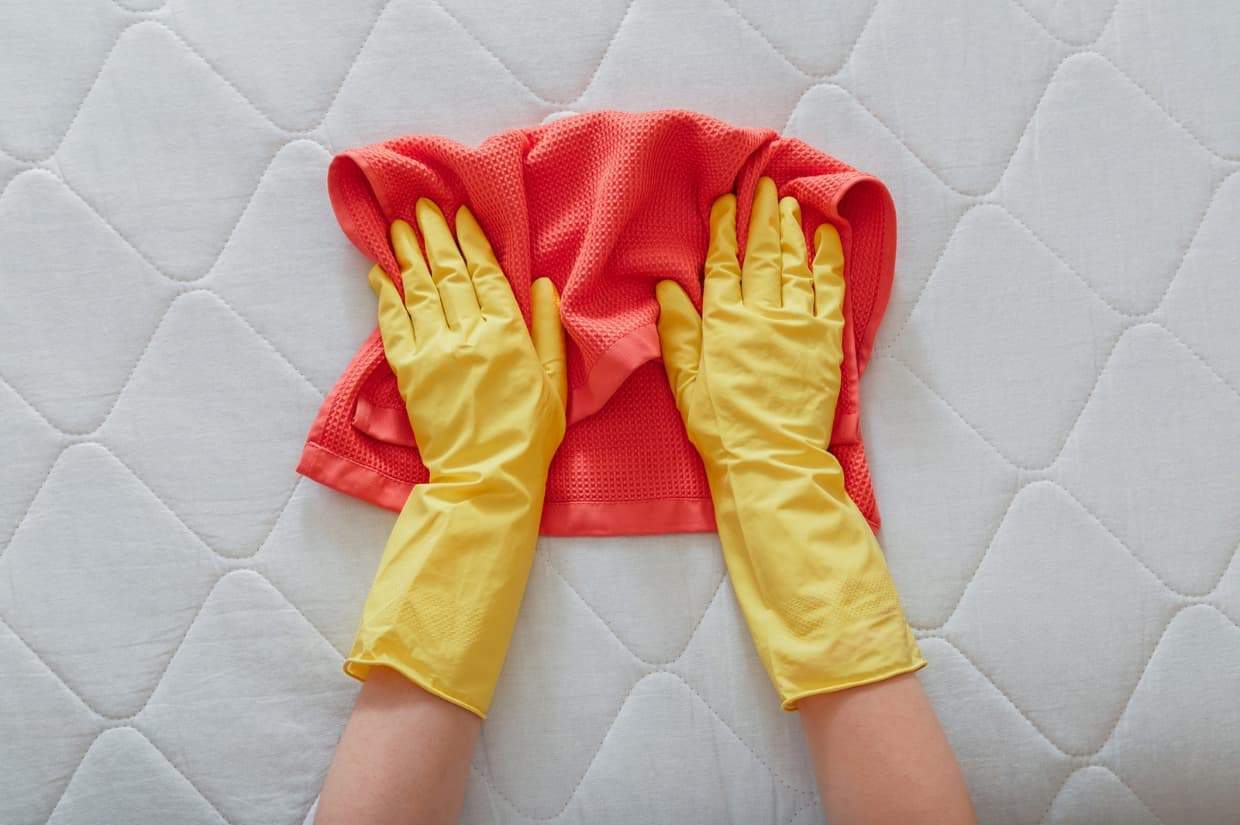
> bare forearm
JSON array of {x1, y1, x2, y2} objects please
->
[
  {"x1": 799, "y1": 673, "x2": 975, "y2": 825},
  {"x1": 317, "y1": 667, "x2": 481, "y2": 825}
]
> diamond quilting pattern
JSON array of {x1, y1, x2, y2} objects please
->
[
  {"x1": 945, "y1": 482, "x2": 1177, "y2": 755},
  {"x1": 0, "y1": 0, "x2": 128, "y2": 160},
  {"x1": 166, "y1": 0, "x2": 387, "y2": 131},
  {"x1": 540, "y1": 533, "x2": 726, "y2": 664},
  {"x1": 1213, "y1": 557, "x2": 1240, "y2": 627},
  {"x1": 574, "y1": 0, "x2": 808, "y2": 123},
  {"x1": 433, "y1": 0, "x2": 633, "y2": 104},
  {"x1": 1160, "y1": 172, "x2": 1240, "y2": 392},
  {"x1": 893, "y1": 206, "x2": 1125, "y2": 468},
  {"x1": 0, "y1": 381, "x2": 63, "y2": 550},
  {"x1": 998, "y1": 55, "x2": 1221, "y2": 315},
  {"x1": 1015, "y1": 0, "x2": 1118, "y2": 45},
  {"x1": 205, "y1": 140, "x2": 376, "y2": 394},
  {"x1": 917, "y1": 639, "x2": 1072, "y2": 824},
  {"x1": 99, "y1": 293, "x2": 322, "y2": 557},
  {"x1": 840, "y1": 0, "x2": 1067, "y2": 195},
  {"x1": 322, "y1": 0, "x2": 549, "y2": 151},
  {"x1": 861, "y1": 356, "x2": 1021, "y2": 628},
  {"x1": 255, "y1": 482, "x2": 394, "y2": 656},
  {"x1": 1056, "y1": 325, "x2": 1240, "y2": 595},
  {"x1": 54, "y1": 22, "x2": 286, "y2": 280},
  {"x1": 0, "y1": 622, "x2": 102, "y2": 825},
  {"x1": 1100, "y1": 0, "x2": 1240, "y2": 158},
  {"x1": 480, "y1": 557, "x2": 647, "y2": 819},
  {"x1": 1042, "y1": 766, "x2": 1162, "y2": 825},
  {"x1": 724, "y1": 0, "x2": 876, "y2": 76},
  {"x1": 0, "y1": 172, "x2": 175, "y2": 433},
  {"x1": 136, "y1": 572, "x2": 357, "y2": 825},
  {"x1": 783, "y1": 83, "x2": 973, "y2": 338},
  {"x1": 2, "y1": 0, "x2": 1240, "y2": 822},
  {"x1": 1097, "y1": 606, "x2": 1240, "y2": 825},
  {"x1": 0, "y1": 445, "x2": 219, "y2": 719},
  {"x1": 46, "y1": 728, "x2": 230, "y2": 825}
]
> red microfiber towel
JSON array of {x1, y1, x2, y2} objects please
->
[{"x1": 297, "y1": 110, "x2": 896, "y2": 536}]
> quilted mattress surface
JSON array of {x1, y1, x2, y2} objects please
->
[{"x1": 2, "y1": 1, "x2": 1239, "y2": 824}]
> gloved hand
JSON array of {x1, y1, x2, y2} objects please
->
[
  {"x1": 345, "y1": 199, "x2": 567, "y2": 719},
  {"x1": 656, "y1": 178, "x2": 924, "y2": 709}
]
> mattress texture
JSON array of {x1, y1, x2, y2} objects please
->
[{"x1": 2, "y1": 1, "x2": 1239, "y2": 824}]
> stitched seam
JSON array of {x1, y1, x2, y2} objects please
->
[
  {"x1": 4, "y1": 441, "x2": 304, "y2": 601},
  {"x1": 1092, "y1": 604, "x2": 1240, "y2": 755},
  {"x1": 472, "y1": 670, "x2": 642, "y2": 821},
  {"x1": 0, "y1": 567, "x2": 350, "y2": 728},
  {"x1": 920, "y1": 636, "x2": 1080, "y2": 760},
  {"x1": 1037, "y1": 765, "x2": 1169, "y2": 825},
  {"x1": 1090, "y1": 51, "x2": 1240, "y2": 162},
  {"x1": 191, "y1": 139, "x2": 336, "y2": 285},
  {"x1": 108, "y1": 0, "x2": 170, "y2": 15},
  {"x1": 54, "y1": 140, "x2": 327, "y2": 284},
  {"x1": 995, "y1": 168, "x2": 1237, "y2": 319},
  {"x1": 0, "y1": 432, "x2": 67, "y2": 556},
  {"x1": 421, "y1": 0, "x2": 638, "y2": 108},
  {"x1": 160, "y1": 10, "x2": 384, "y2": 135},
  {"x1": 306, "y1": 0, "x2": 400, "y2": 131},
  {"x1": 876, "y1": 201, "x2": 980, "y2": 351},
  {"x1": 719, "y1": 0, "x2": 882, "y2": 80},
  {"x1": 0, "y1": 287, "x2": 325, "y2": 442},
  {"x1": 42, "y1": 726, "x2": 235, "y2": 825},
  {"x1": 906, "y1": 479, "x2": 1024, "y2": 632},
  {"x1": 916, "y1": 477, "x2": 1231, "y2": 638},
  {"x1": 1044, "y1": 480, "x2": 1232, "y2": 599},
  {"x1": 1006, "y1": 0, "x2": 1120, "y2": 48},
  {"x1": 473, "y1": 669, "x2": 811, "y2": 822},
  {"x1": 829, "y1": 0, "x2": 885, "y2": 79},
  {"x1": 542, "y1": 553, "x2": 727, "y2": 666},
  {"x1": 925, "y1": 603, "x2": 1240, "y2": 763}
]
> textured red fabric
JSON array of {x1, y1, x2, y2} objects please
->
[{"x1": 297, "y1": 110, "x2": 896, "y2": 536}]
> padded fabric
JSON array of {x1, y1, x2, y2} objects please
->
[
  {"x1": 2, "y1": 0, "x2": 1239, "y2": 823},
  {"x1": 300, "y1": 110, "x2": 895, "y2": 535}
]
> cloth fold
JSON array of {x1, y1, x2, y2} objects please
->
[{"x1": 297, "y1": 110, "x2": 896, "y2": 536}]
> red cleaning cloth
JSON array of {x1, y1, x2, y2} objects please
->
[{"x1": 297, "y1": 110, "x2": 896, "y2": 536}]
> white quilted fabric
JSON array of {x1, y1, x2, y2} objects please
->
[{"x1": 2, "y1": 1, "x2": 1239, "y2": 823}]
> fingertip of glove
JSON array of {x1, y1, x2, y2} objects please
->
[
  {"x1": 366, "y1": 264, "x2": 386, "y2": 294},
  {"x1": 655, "y1": 279, "x2": 683, "y2": 303},
  {"x1": 454, "y1": 204, "x2": 478, "y2": 232},
  {"x1": 531, "y1": 276, "x2": 560, "y2": 303},
  {"x1": 390, "y1": 218, "x2": 414, "y2": 243},
  {"x1": 814, "y1": 222, "x2": 842, "y2": 248},
  {"x1": 414, "y1": 197, "x2": 443, "y2": 221},
  {"x1": 709, "y1": 193, "x2": 737, "y2": 221}
]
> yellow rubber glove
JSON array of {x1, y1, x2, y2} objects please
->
[
  {"x1": 656, "y1": 178, "x2": 924, "y2": 709},
  {"x1": 344, "y1": 199, "x2": 567, "y2": 718}
]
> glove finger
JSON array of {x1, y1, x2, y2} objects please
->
[
  {"x1": 389, "y1": 219, "x2": 443, "y2": 336},
  {"x1": 456, "y1": 206, "x2": 519, "y2": 321},
  {"x1": 740, "y1": 177, "x2": 782, "y2": 309},
  {"x1": 655, "y1": 280, "x2": 702, "y2": 414},
  {"x1": 705, "y1": 193, "x2": 742, "y2": 308},
  {"x1": 416, "y1": 198, "x2": 481, "y2": 328},
  {"x1": 368, "y1": 264, "x2": 416, "y2": 370},
  {"x1": 530, "y1": 277, "x2": 568, "y2": 410},
  {"x1": 812, "y1": 223, "x2": 847, "y2": 362},
  {"x1": 812, "y1": 224, "x2": 846, "y2": 321},
  {"x1": 779, "y1": 196, "x2": 814, "y2": 314}
]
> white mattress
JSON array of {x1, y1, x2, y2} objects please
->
[{"x1": 3, "y1": 1, "x2": 1239, "y2": 823}]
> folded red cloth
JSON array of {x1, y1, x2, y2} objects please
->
[{"x1": 297, "y1": 110, "x2": 896, "y2": 536}]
